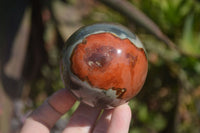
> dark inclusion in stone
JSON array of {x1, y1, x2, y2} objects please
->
[
  {"x1": 85, "y1": 46, "x2": 117, "y2": 69},
  {"x1": 111, "y1": 87, "x2": 127, "y2": 98}
]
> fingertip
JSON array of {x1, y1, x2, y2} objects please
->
[
  {"x1": 108, "y1": 103, "x2": 132, "y2": 133},
  {"x1": 22, "y1": 89, "x2": 77, "y2": 131},
  {"x1": 114, "y1": 103, "x2": 132, "y2": 124},
  {"x1": 63, "y1": 103, "x2": 101, "y2": 133},
  {"x1": 48, "y1": 88, "x2": 77, "y2": 114},
  {"x1": 116, "y1": 103, "x2": 132, "y2": 117}
]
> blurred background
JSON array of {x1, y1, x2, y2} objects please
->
[{"x1": 0, "y1": 0, "x2": 200, "y2": 132}]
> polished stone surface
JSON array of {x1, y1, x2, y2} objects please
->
[{"x1": 61, "y1": 23, "x2": 148, "y2": 108}]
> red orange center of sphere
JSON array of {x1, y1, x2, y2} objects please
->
[{"x1": 71, "y1": 33, "x2": 148, "y2": 100}]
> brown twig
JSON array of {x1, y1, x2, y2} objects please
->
[{"x1": 98, "y1": 0, "x2": 200, "y2": 59}]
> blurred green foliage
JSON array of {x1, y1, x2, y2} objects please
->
[{"x1": 26, "y1": 0, "x2": 200, "y2": 133}]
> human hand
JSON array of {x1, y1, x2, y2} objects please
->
[{"x1": 20, "y1": 88, "x2": 132, "y2": 133}]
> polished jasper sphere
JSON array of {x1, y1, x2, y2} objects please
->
[{"x1": 61, "y1": 23, "x2": 148, "y2": 108}]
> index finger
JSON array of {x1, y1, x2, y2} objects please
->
[{"x1": 20, "y1": 88, "x2": 76, "y2": 133}]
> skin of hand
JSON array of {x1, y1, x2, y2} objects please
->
[{"x1": 20, "y1": 88, "x2": 132, "y2": 133}]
